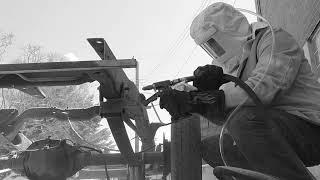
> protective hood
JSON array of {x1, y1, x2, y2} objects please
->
[
  {"x1": 190, "y1": 2, "x2": 250, "y2": 45},
  {"x1": 190, "y1": 2, "x2": 251, "y2": 72}
]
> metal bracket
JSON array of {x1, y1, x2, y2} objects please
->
[
  {"x1": 99, "y1": 81, "x2": 128, "y2": 117},
  {"x1": 100, "y1": 98, "x2": 125, "y2": 118},
  {"x1": 99, "y1": 84, "x2": 138, "y2": 132}
]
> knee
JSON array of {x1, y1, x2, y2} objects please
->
[
  {"x1": 200, "y1": 134, "x2": 235, "y2": 167},
  {"x1": 200, "y1": 135, "x2": 223, "y2": 167},
  {"x1": 201, "y1": 136, "x2": 221, "y2": 156}
]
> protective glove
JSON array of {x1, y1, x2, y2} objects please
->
[
  {"x1": 159, "y1": 89, "x2": 226, "y2": 124},
  {"x1": 190, "y1": 90, "x2": 226, "y2": 125},
  {"x1": 193, "y1": 65, "x2": 224, "y2": 91},
  {"x1": 159, "y1": 89, "x2": 193, "y2": 121}
]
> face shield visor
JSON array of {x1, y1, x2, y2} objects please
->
[
  {"x1": 200, "y1": 29, "x2": 251, "y2": 65},
  {"x1": 200, "y1": 38, "x2": 226, "y2": 59}
]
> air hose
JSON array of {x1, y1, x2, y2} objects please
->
[{"x1": 219, "y1": 8, "x2": 275, "y2": 167}]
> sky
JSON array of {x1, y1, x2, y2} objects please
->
[{"x1": 0, "y1": 0, "x2": 256, "y2": 149}]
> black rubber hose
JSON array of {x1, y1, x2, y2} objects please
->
[{"x1": 222, "y1": 74, "x2": 264, "y2": 108}]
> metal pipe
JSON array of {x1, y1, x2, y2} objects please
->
[
  {"x1": 0, "y1": 152, "x2": 163, "y2": 170},
  {"x1": 0, "y1": 157, "x2": 24, "y2": 170},
  {"x1": 87, "y1": 152, "x2": 163, "y2": 166}
]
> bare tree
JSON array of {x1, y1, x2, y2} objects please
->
[
  {"x1": 0, "y1": 31, "x2": 14, "y2": 62},
  {"x1": 0, "y1": 31, "x2": 14, "y2": 110}
]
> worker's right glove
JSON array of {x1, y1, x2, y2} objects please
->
[
  {"x1": 193, "y1": 65, "x2": 224, "y2": 91},
  {"x1": 190, "y1": 90, "x2": 226, "y2": 125},
  {"x1": 159, "y1": 89, "x2": 193, "y2": 121}
]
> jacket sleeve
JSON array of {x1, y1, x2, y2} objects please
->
[{"x1": 222, "y1": 28, "x2": 303, "y2": 108}]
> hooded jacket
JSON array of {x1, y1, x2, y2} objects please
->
[{"x1": 221, "y1": 22, "x2": 320, "y2": 125}]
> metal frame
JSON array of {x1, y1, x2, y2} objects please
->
[{"x1": 0, "y1": 38, "x2": 157, "y2": 179}]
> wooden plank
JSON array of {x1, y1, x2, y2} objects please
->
[
  {"x1": 255, "y1": 0, "x2": 320, "y2": 46},
  {"x1": 171, "y1": 116, "x2": 201, "y2": 180},
  {"x1": 128, "y1": 166, "x2": 144, "y2": 180}
]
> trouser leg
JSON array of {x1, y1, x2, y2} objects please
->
[
  {"x1": 201, "y1": 133, "x2": 252, "y2": 180},
  {"x1": 201, "y1": 133, "x2": 251, "y2": 169},
  {"x1": 226, "y1": 107, "x2": 318, "y2": 180}
]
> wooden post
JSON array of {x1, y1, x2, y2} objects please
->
[
  {"x1": 171, "y1": 116, "x2": 201, "y2": 180},
  {"x1": 128, "y1": 166, "x2": 145, "y2": 180}
]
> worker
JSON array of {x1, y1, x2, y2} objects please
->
[{"x1": 159, "y1": 2, "x2": 320, "y2": 180}]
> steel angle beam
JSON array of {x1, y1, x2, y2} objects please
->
[
  {"x1": 0, "y1": 60, "x2": 136, "y2": 89},
  {"x1": 87, "y1": 38, "x2": 117, "y2": 60},
  {"x1": 106, "y1": 116, "x2": 138, "y2": 165},
  {"x1": 0, "y1": 60, "x2": 137, "y2": 74},
  {"x1": 88, "y1": 38, "x2": 140, "y2": 165}
]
